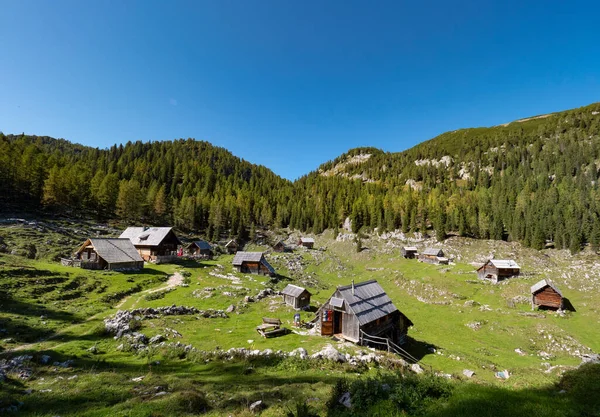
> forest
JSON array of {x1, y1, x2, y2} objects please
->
[{"x1": 2, "y1": 102, "x2": 600, "y2": 253}]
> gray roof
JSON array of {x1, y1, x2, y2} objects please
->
[
  {"x1": 531, "y1": 279, "x2": 562, "y2": 296},
  {"x1": 489, "y1": 259, "x2": 520, "y2": 269},
  {"x1": 422, "y1": 248, "x2": 444, "y2": 256},
  {"x1": 403, "y1": 246, "x2": 418, "y2": 251},
  {"x1": 300, "y1": 237, "x2": 315, "y2": 243},
  {"x1": 119, "y1": 227, "x2": 179, "y2": 247},
  {"x1": 232, "y1": 251, "x2": 276, "y2": 274},
  {"x1": 282, "y1": 284, "x2": 310, "y2": 297},
  {"x1": 335, "y1": 280, "x2": 400, "y2": 326},
  {"x1": 188, "y1": 240, "x2": 212, "y2": 250},
  {"x1": 82, "y1": 238, "x2": 143, "y2": 264}
]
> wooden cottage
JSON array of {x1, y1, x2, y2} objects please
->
[
  {"x1": 531, "y1": 279, "x2": 564, "y2": 310},
  {"x1": 401, "y1": 246, "x2": 418, "y2": 259},
  {"x1": 281, "y1": 284, "x2": 311, "y2": 310},
  {"x1": 418, "y1": 248, "x2": 448, "y2": 265},
  {"x1": 232, "y1": 252, "x2": 276, "y2": 276},
  {"x1": 74, "y1": 238, "x2": 143, "y2": 270},
  {"x1": 272, "y1": 240, "x2": 290, "y2": 253},
  {"x1": 298, "y1": 237, "x2": 315, "y2": 249},
  {"x1": 120, "y1": 227, "x2": 181, "y2": 263},
  {"x1": 477, "y1": 259, "x2": 520, "y2": 283},
  {"x1": 186, "y1": 240, "x2": 213, "y2": 258},
  {"x1": 222, "y1": 239, "x2": 238, "y2": 254},
  {"x1": 317, "y1": 280, "x2": 413, "y2": 345}
]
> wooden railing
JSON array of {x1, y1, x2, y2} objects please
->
[{"x1": 359, "y1": 330, "x2": 424, "y2": 367}]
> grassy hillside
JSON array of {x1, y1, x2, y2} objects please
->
[{"x1": 1, "y1": 220, "x2": 599, "y2": 415}]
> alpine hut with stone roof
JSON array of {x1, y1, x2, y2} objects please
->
[
  {"x1": 74, "y1": 238, "x2": 144, "y2": 270},
  {"x1": 477, "y1": 259, "x2": 520, "y2": 283},
  {"x1": 232, "y1": 252, "x2": 276, "y2": 276},
  {"x1": 281, "y1": 284, "x2": 311, "y2": 309},
  {"x1": 317, "y1": 280, "x2": 413, "y2": 345},
  {"x1": 531, "y1": 279, "x2": 564, "y2": 310},
  {"x1": 119, "y1": 227, "x2": 181, "y2": 263},
  {"x1": 418, "y1": 248, "x2": 448, "y2": 265}
]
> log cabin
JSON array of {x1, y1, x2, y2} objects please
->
[
  {"x1": 74, "y1": 238, "x2": 144, "y2": 270},
  {"x1": 272, "y1": 240, "x2": 290, "y2": 253},
  {"x1": 531, "y1": 279, "x2": 564, "y2": 310},
  {"x1": 232, "y1": 252, "x2": 276, "y2": 276},
  {"x1": 281, "y1": 284, "x2": 311, "y2": 310},
  {"x1": 316, "y1": 280, "x2": 413, "y2": 345},
  {"x1": 186, "y1": 240, "x2": 213, "y2": 257},
  {"x1": 477, "y1": 259, "x2": 520, "y2": 283},
  {"x1": 298, "y1": 237, "x2": 315, "y2": 249},
  {"x1": 418, "y1": 248, "x2": 448, "y2": 265},
  {"x1": 120, "y1": 227, "x2": 181, "y2": 263},
  {"x1": 222, "y1": 239, "x2": 238, "y2": 254},
  {"x1": 401, "y1": 246, "x2": 418, "y2": 259}
]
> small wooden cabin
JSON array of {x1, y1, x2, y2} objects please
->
[
  {"x1": 298, "y1": 237, "x2": 315, "y2": 249},
  {"x1": 317, "y1": 280, "x2": 413, "y2": 345},
  {"x1": 281, "y1": 284, "x2": 311, "y2": 310},
  {"x1": 272, "y1": 240, "x2": 290, "y2": 253},
  {"x1": 120, "y1": 227, "x2": 181, "y2": 263},
  {"x1": 75, "y1": 238, "x2": 144, "y2": 270},
  {"x1": 418, "y1": 248, "x2": 448, "y2": 265},
  {"x1": 186, "y1": 240, "x2": 213, "y2": 257},
  {"x1": 401, "y1": 246, "x2": 418, "y2": 259},
  {"x1": 224, "y1": 239, "x2": 238, "y2": 254},
  {"x1": 531, "y1": 279, "x2": 564, "y2": 310},
  {"x1": 477, "y1": 259, "x2": 520, "y2": 283},
  {"x1": 232, "y1": 252, "x2": 276, "y2": 276}
]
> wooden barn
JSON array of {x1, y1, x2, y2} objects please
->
[
  {"x1": 298, "y1": 237, "x2": 315, "y2": 249},
  {"x1": 186, "y1": 240, "x2": 213, "y2": 258},
  {"x1": 74, "y1": 238, "x2": 144, "y2": 271},
  {"x1": 401, "y1": 246, "x2": 418, "y2": 259},
  {"x1": 272, "y1": 240, "x2": 290, "y2": 253},
  {"x1": 281, "y1": 284, "x2": 311, "y2": 310},
  {"x1": 317, "y1": 280, "x2": 413, "y2": 345},
  {"x1": 232, "y1": 252, "x2": 276, "y2": 276},
  {"x1": 222, "y1": 239, "x2": 238, "y2": 254},
  {"x1": 531, "y1": 279, "x2": 564, "y2": 310},
  {"x1": 418, "y1": 248, "x2": 448, "y2": 265},
  {"x1": 120, "y1": 227, "x2": 181, "y2": 263},
  {"x1": 477, "y1": 259, "x2": 520, "y2": 283}
]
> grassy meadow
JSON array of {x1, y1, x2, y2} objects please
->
[{"x1": 1, "y1": 221, "x2": 599, "y2": 416}]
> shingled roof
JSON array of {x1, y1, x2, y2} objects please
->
[
  {"x1": 119, "y1": 227, "x2": 180, "y2": 247},
  {"x1": 232, "y1": 251, "x2": 275, "y2": 274},
  {"x1": 422, "y1": 248, "x2": 443, "y2": 256},
  {"x1": 531, "y1": 279, "x2": 562, "y2": 296},
  {"x1": 188, "y1": 240, "x2": 212, "y2": 250},
  {"x1": 335, "y1": 280, "x2": 404, "y2": 326},
  {"x1": 300, "y1": 237, "x2": 315, "y2": 243},
  {"x1": 80, "y1": 238, "x2": 143, "y2": 264},
  {"x1": 489, "y1": 259, "x2": 520, "y2": 269},
  {"x1": 282, "y1": 284, "x2": 310, "y2": 297}
]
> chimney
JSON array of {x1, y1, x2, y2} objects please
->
[{"x1": 352, "y1": 279, "x2": 355, "y2": 296}]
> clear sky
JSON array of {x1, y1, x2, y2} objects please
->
[{"x1": 1, "y1": 0, "x2": 599, "y2": 180}]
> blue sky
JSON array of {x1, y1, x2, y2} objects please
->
[{"x1": 1, "y1": 0, "x2": 599, "y2": 180}]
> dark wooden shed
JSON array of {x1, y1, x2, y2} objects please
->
[
  {"x1": 298, "y1": 237, "x2": 315, "y2": 249},
  {"x1": 317, "y1": 280, "x2": 413, "y2": 345},
  {"x1": 531, "y1": 279, "x2": 564, "y2": 310},
  {"x1": 186, "y1": 240, "x2": 213, "y2": 257},
  {"x1": 232, "y1": 252, "x2": 276, "y2": 276},
  {"x1": 418, "y1": 248, "x2": 448, "y2": 265},
  {"x1": 281, "y1": 284, "x2": 311, "y2": 309},
  {"x1": 477, "y1": 259, "x2": 520, "y2": 283},
  {"x1": 401, "y1": 246, "x2": 418, "y2": 259},
  {"x1": 272, "y1": 240, "x2": 290, "y2": 253}
]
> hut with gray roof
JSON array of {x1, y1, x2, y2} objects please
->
[
  {"x1": 401, "y1": 246, "x2": 418, "y2": 259},
  {"x1": 477, "y1": 259, "x2": 520, "y2": 283},
  {"x1": 531, "y1": 279, "x2": 564, "y2": 310},
  {"x1": 317, "y1": 280, "x2": 413, "y2": 345},
  {"x1": 418, "y1": 248, "x2": 448, "y2": 265},
  {"x1": 74, "y1": 238, "x2": 144, "y2": 270},
  {"x1": 298, "y1": 237, "x2": 315, "y2": 249},
  {"x1": 186, "y1": 240, "x2": 213, "y2": 257},
  {"x1": 281, "y1": 284, "x2": 311, "y2": 309},
  {"x1": 119, "y1": 227, "x2": 181, "y2": 263},
  {"x1": 232, "y1": 252, "x2": 276, "y2": 276}
]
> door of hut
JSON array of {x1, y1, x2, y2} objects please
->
[{"x1": 333, "y1": 311, "x2": 343, "y2": 334}]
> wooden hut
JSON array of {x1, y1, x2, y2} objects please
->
[
  {"x1": 120, "y1": 227, "x2": 181, "y2": 263},
  {"x1": 401, "y1": 246, "x2": 418, "y2": 259},
  {"x1": 418, "y1": 248, "x2": 448, "y2": 265},
  {"x1": 186, "y1": 240, "x2": 213, "y2": 258},
  {"x1": 298, "y1": 237, "x2": 315, "y2": 249},
  {"x1": 477, "y1": 259, "x2": 520, "y2": 283},
  {"x1": 531, "y1": 279, "x2": 564, "y2": 310},
  {"x1": 281, "y1": 284, "x2": 311, "y2": 310},
  {"x1": 272, "y1": 240, "x2": 290, "y2": 253},
  {"x1": 232, "y1": 252, "x2": 276, "y2": 276},
  {"x1": 223, "y1": 239, "x2": 238, "y2": 254},
  {"x1": 317, "y1": 280, "x2": 413, "y2": 345},
  {"x1": 74, "y1": 238, "x2": 143, "y2": 270}
]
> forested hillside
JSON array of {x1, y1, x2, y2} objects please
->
[{"x1": 2, "y1": 102, "x2": 600, "y2": 252}]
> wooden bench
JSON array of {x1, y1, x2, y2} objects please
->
[{"x1": 256, "y1": 317, "x2": 286, "y2": 338}]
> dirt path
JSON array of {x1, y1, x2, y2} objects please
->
[{"x1": 7, "y1": 272, "x2": 185, "y2": 354}]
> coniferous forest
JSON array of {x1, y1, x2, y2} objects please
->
[{"x1": 2, "y1": 102, "x2": 600, "y2": 253}]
